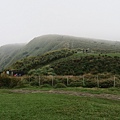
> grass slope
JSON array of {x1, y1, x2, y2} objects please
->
[
  {"x1": 15, "y1": 34, "x2": 120, "y2": 58},
  {"x1": 0, "y1": 44, "x2": 25, "y2": 71}
]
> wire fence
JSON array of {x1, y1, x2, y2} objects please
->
[{"x1": 19, "y1": 75, "x2": 120, "y2": 88}]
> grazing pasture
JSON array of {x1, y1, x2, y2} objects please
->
[{"x1": 0, "y1": 88, "x2": 120, "y2": 120}]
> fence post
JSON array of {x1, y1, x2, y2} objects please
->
[
  {"x1": 39, "y1": 76, "x2": 41, "y2": 86},
  {"x1": 97, "y1": 75, "x2": 99, "y2": 88},
  {"x1": 83, "y1": 75, "x2": 85, "y2": 86},
  {"x1": 52, "y1": 76, "x2": 54, "y2": 86},
  {"x1": 113, "y1": 75, "x2": 116, "y2": 87},
  {"x1": 67, "y1": 76, "x2": 69, "y2": 86},
  {"x1": 29, "y1": 76, "x2": 30, "y2": 83}
]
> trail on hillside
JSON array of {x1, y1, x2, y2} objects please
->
[{"x1": 9, "y1": 89, "x2": 120, "y2": 101}]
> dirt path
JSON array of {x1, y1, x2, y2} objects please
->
[{"x1": 9, "y1": 89, "x2": 120, "y2": 101}]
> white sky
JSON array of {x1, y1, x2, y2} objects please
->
[{"x1": 0, "y1": 0, "x2": 120, "y2": 46}]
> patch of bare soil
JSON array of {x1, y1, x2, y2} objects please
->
[{"x1": 9, "y1": 89, "x2": 120, "y2": 101}]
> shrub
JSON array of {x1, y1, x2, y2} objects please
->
[
  {"x1": 69, "y1": 82, "x2": 82, "y2": 87},
  {"x1": 9, "y1": 78, "x2": 21, "y2": 88},
  {"x1": 84, "y1": 79, "x2": 97, "y2": 88},
  {"x1": 0, "y1": 76, "x2": 23, "y2": 88},
  {"x1": 100, "y1": 79, "x2": 114, "y2": 88},
  {"x1": 0, "y1": 76, "x2": 11, "y2": 88},
  {"x1": 41, "y1": 84, "x2": 52, "y2": 88},
  {"x1": 115, "y1": 80, "x2": 120, "y2": 87},
  {"x1": 54, "y1": 83, "x2": 67, "y2": 88},
  {"x1": 15, "y1": 80, "x2": 25, "y2": 88},
  {"x1": 30, "y1": 81, "x2": 39, "y2": 86},
  {"x1": 57, "y1": 78, "x2": 68, "y2": 85},
  {"x1": 42, "y1": 80, "x2": 50, "y2": 85}
]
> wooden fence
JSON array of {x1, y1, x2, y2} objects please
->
[{"x1": 15, "y1": 75, "x2": 120, "y2": 88}]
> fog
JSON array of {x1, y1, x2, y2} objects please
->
[{"x1": 0, "y1": 0, "x2": 120, "y2": 46}]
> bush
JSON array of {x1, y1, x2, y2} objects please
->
[
  {"x1": 41, "y1": 84, "x2": 52, "y2": 88},
  {"x1": 10, "y1": 78, "x2": 22, "y2": 88},
  {"x1": 69, "y1": 82, "x2": 82, "y2": 87},
  {"x1": 30, "y1": 81, "x2": 39, "y2": 86},
  {"x1": 42, "y1": 79, "x2": 50, "y2": 84},
  {"x1": 57, "y1": 78, "x2": 68, "y2": 86},
  {"x1": 54, "y1": 83, "x2": 67, "y2": 88},
  {"x1": 0, "y1": 76, "x2": 23, "y2": 88},
  {"x1": 0, "y1": 76, "x2": 11, "y2": 88},
  {"x1": 84, "y1": 79, "x2": 97, "y2": 88},
  {"x1": 115, "y1": 80, "x2": 120, "y2": 87},
  {"x1": 100, "y1": 79, "x2": 114, "y2": 88}
]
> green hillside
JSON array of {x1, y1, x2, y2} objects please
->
[
  {"x1": 9, "y1": 49, "x2": 75, "y2": 73},
  {"x1": 5, "y1": 34, "x2": 120, "y2": 64},
  {"x1": 18, "y1": 34, "x2": 120, "y2": 55},
  {"x1": 51, "y1": 53, "x2": 120, "y2": 75},
  {"x1": 1, "y1": 34, "x2": 120, "y2": 71},
  {"x1": 9, "y1": 48, "x2": 120, "y2": 76},
  {"x1": 0, "y1": 44, "x2": 25, "y2": 71}
]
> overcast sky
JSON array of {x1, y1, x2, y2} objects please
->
[{"x1": 0, "y1": 0, "x2": 120, "y2": 46}]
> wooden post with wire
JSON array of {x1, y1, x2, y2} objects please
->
[
  {"x1": 97, "y1": 75, "x2": 99, "y2": 88},
  {"x1": 39, "y1": 76, "x2": 41, "y2": 86},
  {"x1": 97, "y1": 75, "x2": 100, "y2": 88},
  {"x1": 52, "y1": 76, "x2": 54, "y2": 86},
  {"x1": 67, "y1": 76, "x2": 69, "y2": 86},
  {"x1": 83, "y1": 75, "x2": 85, "y2": 87},
  {"x1": 113, "y1": 75, "x2": 116, "y2": 87}
]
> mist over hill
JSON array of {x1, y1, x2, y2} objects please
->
[
  {"x1": 0, "y1": 44, "x2": 26, "y2": 71},
  {"x1": 0, "y1": 34, "x2": 120, "y2": 71}
]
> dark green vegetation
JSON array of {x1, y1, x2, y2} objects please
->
[
  {"x1": 10, "y1": 50, "x2": 120, "y2": 76},
  {"x1": 10, "y1": 49, "x2": 75, "y2": 73},
  {"x1": 0, "y1": 88, "x2": 120, "y2": 120},
  {"x1": 0, "y1": 75, "x2": 23, "y2": 88},
  {"x1": 54, "y1": 83, "x2": 67, "y2": 88},
  {"x1": 1, "y1": 34, "x2": 120, "y2": 71},
  {"x1": 51, "y1": 53, "x2": 120, "y2": 75}
]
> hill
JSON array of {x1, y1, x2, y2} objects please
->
[
  {"x1": 9, "y1": 48, "x2": 120, "y2": 76},
  {"x1": 0, "y1": 44, "x2": 26, "y2": 71},
  {"x1": 17, "y1": 34, "x2": 120, "y2": 55},
  {"x1": 9, "y1": 49, "x2": 75, "y2": 73},
  {"x1": 1, "y1": 34, "x2": 120, "y2": 71}
]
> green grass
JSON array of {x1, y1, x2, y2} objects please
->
[
  {"x1": 0, "y1": 89, "x2": 120, "y2": 120},
  {"x1": 22, "y1": 86, "x2": 120, "y2": 95},
  {"x1": 56, "y1": 87, "x2": 120, "y2": 95},
  {"x1": 105, "y1": 53, "x2": 120, "y2": 57},
  {"x1": 73, "y1": 52, "x2": 120, "y2": 57}
]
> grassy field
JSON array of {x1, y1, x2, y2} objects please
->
[
  {"x1": 56, "y1": 87, "x2": 120, "y2": 95},
  {"x1": 0, "y1": 88, "x2": 120, "y2": 120},
  {"x1": 22, "y1": 87, "x2": 120, "y2": 95}
]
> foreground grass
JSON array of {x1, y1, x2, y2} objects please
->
[
  {"x1": 22, "y1": 86, "x2": 120, "y2": 95},
  {"x1": 56, "y1": 87, "x2": 120, "y2": 95},
  {"x1": 0, "y1": 89, "x2": 120, "y2": 120}
]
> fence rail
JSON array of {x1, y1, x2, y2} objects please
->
[{"x1": 13, "y1": 75, "x2": 120, "y2": 88}]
